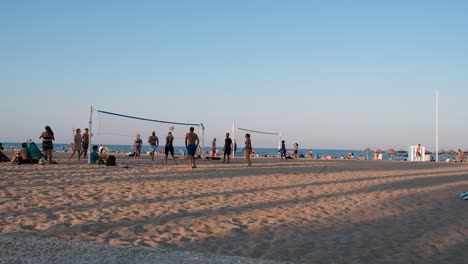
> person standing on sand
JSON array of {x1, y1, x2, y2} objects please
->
[
  {"x1": 244, "y1": 133, "x2": 252, "y2": 166},
  {"x1": 293, "y1": 142, "x2": 299, "y2": 159},
  {"x1": 134, "y1": 134, "x2": 143, "y2": 160},
  {"x1": 233, "y1": 139, "x2": 237, "y2": 156},
  {"x1": 165, "y1": 131, "x2": 177, "y2": 164},
  {"x1": 415, "y1": 144, "x2": 421, "y2": 161},
  {"x1": 223, "y1": 133, "x2": 233, "y2": 163},
  {"x1": 69, "y1": 129, "x2": 82, "y2": 160},
  {"x1": 456, "y1": 149, "x2": 463, "y2": 162},
  {"x1": 279, "y1": 140, "x2": 287, "y2": 161},
  {"x1": 185, "y1": 127, "x2": 199, "y2": 168},
  {"x1": 211, "y1": 138, "x2": 217, "y2": 157},
  {"x1": 81, "y1": 128, "x2": 90, "y2": 159},
  {"x1": 40, "y1": 126, "x2": 55, "y2": 163},
  {"x1": 148, "y1": 131, "x2": 159, "y2": 161}
]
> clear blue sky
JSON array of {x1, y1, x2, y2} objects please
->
[{"x1": 1, "y1": 0, "x2": 467, "y2": 150}]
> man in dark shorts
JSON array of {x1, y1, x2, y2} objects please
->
[
  {"x1": 223, "y1": 133, "x2": 232, "y2": 163},
  {"x1": 279, "y1": 140, "x2": 287, "y2": 161},
  {"x1": 81, "y1": 128, "x2": 90, "y2": 159},
  {"x1": 185, "y1": 127, "x2": 199, "y2": 168},
  {"x1": 165, "y1": 132, "x2": 176, "y2": 164}
]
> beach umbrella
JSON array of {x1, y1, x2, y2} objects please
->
[
  {"x1": 373, "y1": 149, "x2": 383, "y2": 160},
  {"x1": 362, "y1": 147, "x2": 373, "y2": 159},
  {"x1": 386, "y1": 148, "x2": 397, "y2": 160},
  {"x1": 425, "y1": 149, "x2": 432, "y2": 154},
  {"x1": 447, "y1": 149, "x2": 457, "y2": 155},
  {"x1": 397, "y1": 148, "x2": 407, "y2": 153}
]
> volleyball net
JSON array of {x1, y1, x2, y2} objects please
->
[
  {"x1": 89, "y1": 107, "x2": 205, "y2": 156},
  {"x1": 233, "y1": 125, "x2": 282, "y2": 156}
]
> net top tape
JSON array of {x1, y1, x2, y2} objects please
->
[
  {"x1": 97, "y1": 110, "x2": 201, "y2": 127},
  {"x1": 237, "y1": 127, "x2": 279, "y2": 135}
]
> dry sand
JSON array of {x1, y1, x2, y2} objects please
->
[{"x1": 1, "y1": 152, "x2": 468, "y2": 263}]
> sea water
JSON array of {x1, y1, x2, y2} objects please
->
[{"x1": 1, "y1": 142, "x2": 441, "y2": 160}]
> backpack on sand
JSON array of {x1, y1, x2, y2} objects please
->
[{"x1": 106, "y1": 155, "x2": 116, "y2": 166}]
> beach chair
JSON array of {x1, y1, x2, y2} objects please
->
[{"x1": 26, "y1": 142, "x2": 45, "y2": 163}]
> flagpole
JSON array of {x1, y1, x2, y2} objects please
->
[{"x1": 436, "y1": 89, "x2": 439, "y2": 162}]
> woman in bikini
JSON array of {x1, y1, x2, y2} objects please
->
[
  {"x1": 244, "y1": 133, "x2": 252, "y2": 166},
  {"x1": 40, "y1": 126, "x2": 55, "y2": 163},
  {"x1": 134, "y1": 134, "x2": 143, "y2": 160}
]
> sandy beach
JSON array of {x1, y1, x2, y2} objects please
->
[{"x1": 1, "y1": 152, "x2": 468, "y2": 263}]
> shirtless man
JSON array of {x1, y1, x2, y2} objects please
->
[
  {"x1": 211, "y1": 138, "x2": 216, "y2": 157},
  {"x1": 416, "y1": 144, "x2": 421, "y2": 161},
  {"x1": 456, "y1": 149, "x2": 463, "y2": 162},
  {"x1": 148, "y1": 131, "x2": 159, "y2": 161},
  {"x1": 185, "y1": 127, "x2": 200, "y2": 168},
  {"x1": 81, "y1": 128, "x2": 90, "y2": 159}
]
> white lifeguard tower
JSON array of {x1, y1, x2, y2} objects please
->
[{"x1": 408, "y1": 145, "x2": 426, "y2": 161}]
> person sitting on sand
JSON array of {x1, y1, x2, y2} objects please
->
[
  {"x1": 89, "y1": 145, "x2": 102, "y2": 164},
  {"x1": 10, "y1": 143, "x2": 30, "y2": 164}
]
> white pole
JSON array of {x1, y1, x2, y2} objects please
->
[
  {"x1": 200, "y1": 123, "x2": 205, "y2": 158},
  {"x1": 278, "y1": 130, "x2": 282, "y2": 149},
  {"x1": 88, "y1": 105, "x2": 93, "y2": 164},
  {"x1": 436, "y1": 89, "x2": 439, "y2": 162}
]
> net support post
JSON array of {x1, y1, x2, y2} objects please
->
[{"x1": 88, "y1": 105, "x2": 93, "y2": 164}]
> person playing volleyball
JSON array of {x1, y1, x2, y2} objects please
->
[
  {"x1": 148, "y1": 131, "x2": 159, "y2": 161},
  {"x1": 185, "y1": 127, "x2": 199, "y2": 168},
  {"x1": 165, "y1": 131, "x2": 177, "y2": 164}
]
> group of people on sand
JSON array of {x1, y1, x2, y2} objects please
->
[
  {"x1": 210, "y1": 133, "x2": 236, "y2": 163},
  {"x1": 2, "y1": 125, "x2": 301, "y2": 168},
  {"x1": 0, "y1": 126, "x2": 57, "y2": 164},
  {"x1": 132, "y1": 130, "x2": 177, "y2": 164},
  {"x1": 68, "y1": 128, "x2": 90, "y2": 161},
  {"x1": 131, "y1": 127, "x2": 246, "y2": 168},
  {"x1": 278, "y1": 140, "x2": 300, "y2": 161},
  {"x1": 128, "y1": 127, "x2": 253, "y2": 168}
]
